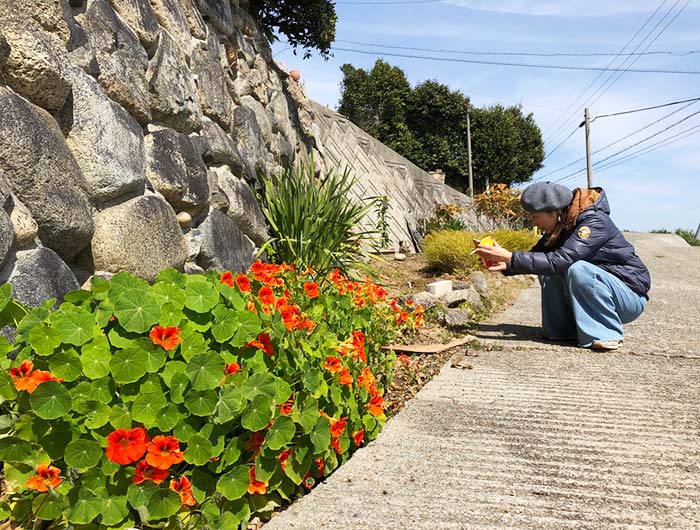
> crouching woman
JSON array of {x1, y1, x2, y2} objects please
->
[{"x1": 475, "y1": 181, "x2": 650, "y2": 351}]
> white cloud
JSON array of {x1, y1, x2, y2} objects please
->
[{"x1": 444, "y1": 0, "x2": 677, "y2": 17}]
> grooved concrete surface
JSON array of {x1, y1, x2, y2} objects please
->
[{"x1": 265, "y1": 233, "x2": 700, "y2": 530}]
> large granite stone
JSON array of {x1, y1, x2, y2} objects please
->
[
  {"x1": 20, "y1": 0, "x2": 71, "y2": 43},
  {"x1": 195, "y1": 0, "x2": 233, "y2": 35},
  {"x1": 147, "y1": 30, "x2": 203, "y2": 133},
  {"x1": 267, "y1": 91, "x2": 294, "y2": 139},
  {"x1": 91, "y1": 194, "x2": 187, "y2": 281},
  {"x1": 108, "y1": 0, "x2": 159, "y2": 47},
  {"x1": 59, "y1": 0, "x2": 100, "y2": 76},
  {"x1": 0, "y1": 87, "x2": 93, "y2": 260},
  {"x1": 144, "y1": 129, "x2": 209, "y2": 214},
  {"x1": 231, "y1": 97, "x2": 268, "y2": 182},
  {"x1": 184, "y1": 0, "x2": 207, "y2": 40},
  {"x1": 212, "y1": 166, "x2": 268, "y2": 245},
  {"x1": 148, "y1": 0, "x2": 191, "y2": 47},
  {"x1": 0, "y1": 14, "x2": 73, "y2": 111},
  {"x1": 58, "y1": 70, "x2": 146, "y2": 204},
  {"x1": 239, "y1": 95, "x2": 272, "y2": 147},
  {"x1": 83, "y1": 0, "x2": 151, "y2": 125},
  {"x1": 198, "y1": 117, "x2": 245, "y2": 176},
  {"x1": 442, "y1": 287, "x2": 484, "y2": 311},
  {"x1": 9, "y1": 197, "x2": 38, "y2": 248},
  {"x1": 0, "y1": 247, "x2": 79, "y2": 310},
  {"x1": 0, "y1": 210, "x2": 14, "y2": 268},
  {"x1": 197, "y1": 208, "x2": 255, "y2": 273},
  {"x1": 191, "y1": 26, "x2": 233, "y2": 126}
]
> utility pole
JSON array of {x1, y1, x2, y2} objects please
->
[
  {"x1": 466, "y1": 107, "x2": 474, "y2": 197},
  {"x1": 584, "y1": 108, "x2": 593, "y2": 188},
  {"x1": 695, "y1": 221, "x2": 700, "y2": 239}
]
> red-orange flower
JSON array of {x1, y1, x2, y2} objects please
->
[
  {"x1": 396, "y1": 311, "x2": 409, "y2": 325},
  {"x1": 248, "y1": 465, "x2": 267, "y2": 495},
  {"x1": 304, "y1": 282, "x2": 320, "y2": 298},
  {"x1": 368, "y1": 395, "x2": 384, "y2": 417},
  {"x1": 277, "y1": 448, "x2": 292, "y2": 470},
  {"x1": 235, "y1": 273, "x2": 251, "y2": 292},
  {"x1": 278, "y1": 394, "x2": 294, "y2": 415},
  {"x1": 244, "y1": 431, "x2": 265, "y2": 458},
  {"x1": 26, "y1": 462, "x2": 61, "y2": 492},
  {"x1": 352, "y1": 330, "x2": 367, "y2": 363},
  {"x1": 338, "y1": 368, "x2": 353, "y2": 386},
  {"x1": 258, "y1": 286, "x2": 275, "y2": 306},
  {"x1": 146, "y1": 436, "x2": 184, "y2": 469},
  {"x1": 247, "y1": 300, "x2": 258, "y2": 314},
  {"x1": 132, "y1": 460, "x2": 169, "y2": 484},
  {"x1": 220, "y1": 271, "x2": 234, "y2": 287},
  {"x1": 106, "y1": 427, "x2": 149, "y2": 465},
  {"x1": 224, "y1": 362, "x2": 241, "y2": 376},
  {"x1": 149, "y1": 326, "x2": 181, "y2": 351},
  {"x1": 330, "y1": 436, "x2": 343, "y2": 455},
  {"x1": 353, "y1": 429, "x2": 364, "y2": 447},
  {"x1": 170, "y1": 476, "x2": 196, "y2": 506},
  {"x1": 246, "y1": 332, "x2": 273, "y2": 356},
  {"x1": 316, "y1": 457, "x2": 325, "y2": 477},
  {"x1": 330, "y1": 417, "x2": 347, "y2": 439},
  {"x1": 9, "y1": 360, "x2": 34, "y2": 391},
  {"x1": 323, "y1": 356, "x2": 342, "y2": 373},
  {"x1": 358, "y1": 367, "x2": 376, "y2": 392}
]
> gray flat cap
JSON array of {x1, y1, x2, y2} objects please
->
[{"x1": 521, "y1": 181, "x2": 573, "y2": 212}]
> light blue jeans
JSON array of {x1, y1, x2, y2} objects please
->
[{"x1": 540, "y1": 261, "x2": 647, "y2": 347}]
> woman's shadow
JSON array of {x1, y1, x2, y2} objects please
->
[{"x1": 474, "y1": 323, "x2": 577, "y2": 345}]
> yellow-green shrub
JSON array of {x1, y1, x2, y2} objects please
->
[{"x1": 422, "y1": 229, "x2": 540, "y2": 273}]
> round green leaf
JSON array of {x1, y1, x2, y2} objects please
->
[
  {"x1": 274, "y1": 379, "x2": 293, "y2": 405},
  {"x1": 101, "y1": 495, "x2": 129, "y2": 526},
  {"x1": 211, "y1": 305, "x2": 238, "y2": 343},
  {"x1": 310, "y1": 416, "x2": 331, "y2": 453},
  {"x1": 241, "y1": 373, "x2": 277, "y2": 401},
  {"x1": 67, "y1": 488, "x2": 101, "y2": 524},
  {"x1": 230, "y1": 312, "x2": 263, "y2": 347},
  {"x1": 49, "y1": 349, "x2": 82, "y2": 381},
  {"x1": 161, "y1": 361, "x2": 187, "y2": 386},
  {"x1": 131, "y1": 392, "x2": 167, "y2": 425},
  {"x1": 151, "y1": 282, "x2": 186, "y2": 309},
  {"x1": 185, "y1": 353, "x2": 224, "y2": 391},
  {"x1": 113, "y1": 292, "x2": 160, "y2": 334},
  {"x1": 109, "y1": 271, "x2": 149, "y2": 298},
  {"x1": 65, "y1": 439, "x2": 102, "y2": 470},
  {"x1": 185, "y1": 435, "x2": 215, "y2": 466},
  {"x1": 216, "y1": 386, "x2": 243, "y2": 424},
  {"x1": 80, "y1": 336, "x2": 112, "y2": 379},
  {"x1": 110, "y1": 347, "x2": 149, "y2": 384},
  {"x1": 0, "y1": 437, "x2": 33, "y2": 462},
  {"x1": 185, "y1": 389, "x2": 218, "y2": 417},
  {"x1": 0, "y1": 283, "x2": 11, "y2": 312},
  {"x1": 169, "y1": 372, "x2": 190, "y2": 404},
  {"x1": 91, "y1": 377, "x2": 115, "y2": 404},
  {"x1": 29, "y1": 324, "x2": 62, "y2": 356},
  {"x1": 155, "y1": 268, "x2": 186, "y2": 288},
  {"x1": 143, "y1": 345, "x2": 166, "y2": 373},
  {"x1": 148, "y1": 489, "x2": 182, "y2": 520},
  {"x1": 179, "y1": 326, "x2": 206, "y2": 363},
  {"x1": 33, "y1": 491, "x2": 64, "y2": 520},
  {"x1": 109, "y1": 403, "x2": 131, "y2": 430},
  {"x1": 156, "y1": 403, "x2": 184, "y2": 432},
  {"x1": 296, "y1": 396, "x2": 319, "y2": 434},
  {"x1": 216, "y1": 465, "x2": 249, "y2": 501},
  {"x1": 30, "y1": 381, "x2": 72, "y2": 420},
  {"x1": 266, "y1": 416, "x2": 296, "y2": 450},
  {"x1": 84, "y1": 401, "x2": 111, "y2": 429},
  {"x1": 51, "y1": 309, "x2": 95, "y2": 346},
  {"x1": 241, "y1": 395, "x2": 273, "y2": 432},
  {"x1": 159, "y1": 302, "x2": 183, "y2": 328},
  {"x1": 127, "y1": 481, "x2": 157, "y2": 511},
  {"x1": 185, "y1": 276, "x2": 219, "y2": 313},
  {"x1": 0, "y1": 372, "x2": 18, "y2": 402}
]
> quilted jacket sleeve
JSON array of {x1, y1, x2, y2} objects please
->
[{"x1": 507, "y1": 212, "x2": 610, "y2": 275}]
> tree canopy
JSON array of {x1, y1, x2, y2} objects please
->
[
  {"x1": 338, "y1": 60, "x2": 545, "y2": 192},
  {"x1": 248, "y1": 0, "x2": 337, "y2": 59}
]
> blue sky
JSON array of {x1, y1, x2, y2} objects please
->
[{"x1": 271, "y1": 0, "x2": 699, "y2": 233}]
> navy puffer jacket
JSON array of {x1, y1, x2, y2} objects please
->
[{"x1": 505, "y1": 188, "x2": 651, "y2": 298}]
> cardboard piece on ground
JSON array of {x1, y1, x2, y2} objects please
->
[{"x1": 382, "y1": 336, "x2": 474, "y2": 354}]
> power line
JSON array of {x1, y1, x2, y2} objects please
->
[
  {"x1": 542, "y1": 126, "x2": 580, "y2": 161},
  {"x1": 336, "y1": 39, "x2": 700, "y2": 58},
  {"x1": 591, "y1": 96, "x2": 700, "y2": 120},
  {"x1": 330, "y1": 47, "x2": 700, "y2": 74}
]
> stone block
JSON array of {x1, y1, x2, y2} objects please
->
[
  {"x1": 470, "y1": 271, "x2": 489, "y2": 295},
  {"x1": 0, "y1": 87, "x2": 93, "y2": 261},
  {"x1": 211, "y1": 166, "x2": 268, "y2": 245},
  {"x1": 191, "y1": 27, "x2": 234, "y2": 126},
  {"x1": 442, "y1": 288, "x2": 483, "y2": 311},
  {"x1": 108, "y1": 0, "x2": 159, "y2": 47},
  {"x1": 410, "y1": 291, "x2": 440, "y2": 311},
  {"x1": 9, "y1": 197, "x2": 38, "y2": 248},
  {"x1": 184, "y1": 0, "x2": 207, "y2": 40},
  {"x1": 231, "y1": 96, "x2": 269, "y2": 182},
  {"x1": 91, "y1": 194, "x2": 187, "y2": 281},
  {"x1": 0, "y1": 210, "x2": 14, "y2": 268},
  {"x1": 426, "y1": 280, "x2": 452, "y2": 297},
  {"x1": 198, "y1": 117, "x2": 246, "y2": 176},
  {"x1": 195, "y1": 0, "x2": 233, "y2": 35},
  {"x1": 148, "y1": 0, "x2": 191, "y2": 47},
  {"x1": 442, "y1": 308, "x2": 471, "y2": 328},
  {"x1": 197, "y1": 208, "x2": 255, "y2": 273}
]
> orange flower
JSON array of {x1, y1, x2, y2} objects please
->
[
  {"x1": 146, "y1": 436, "x2": 184, "y2": 469},
  {"x1": 149, "y1": 326, "x2": 181, "y2": 351},
  {"x1": 278, "y1": 394, "x2": 294, "y2": 415},
  {"x1": 330, "y1": 437, "x2": 343, "y2": 455},
  {"x1": 368, "y1": 395, "x2": 384, "y2": 417},
  {"x1": 258, "y1": 286, "x2": 275, "y2": 306},
  {"x1": 358, "y1": 367, "x2": 376, "y2": 392},
  {"x1": 338, "y1": 368, "x2": 353, "y2": 386},
  {"x1": 234, "y1": 273, "x2": 250, "y2": 292},
  {"x1": 352, "y1": 330, "x2": 366, "y2": 363},
  {"x1": 224, "y1": 362, "x2": 241, "y2": 376},
  {"x1": 329, "y1": 417, "x2": 347, "y2": 439},
  {"x1": 106, "y1": 427, "x2": 149, "y2": 465},
  {"x1": 170, "y1": 476, "x2": 196, "y2": 506},
  {"x1": 277, "y1": 448, "x2": 292, "y2": 470},
  {"x1": 399, "y1": 353, "x2": 411, "y2": 366},
  {"x1": 9, "y1": 360, "x2": 34, "y2": 390},
  {"x1": 246, "y1": 332, "x2": 273, "y2": 356},
  {"x1": 26, "y1": 462, "x2": 61, "y2": 492},
  {"x1": 247, "y1": 300, "x2": 258, "y2": 314},
  {"x1": 132, "y1": 460, "x2": 169, "y2": 485},
  {"x1": 352, "y1": 429, "x2": 364, "y2": 447},
  {"x1": 316, "y1": 457, "x2": 325, "y2": 477},
  {"x1": 220, "y1": 271, "x2": 234, "y2": 287},
  {"x1": 323, "y1": 356, "x2": 342, "y2": 373},
  {"x1": 396, "y1": 311, "x2": 409, "y2": 325},
  {"x1": 248, "y1": 466, "x2": 267, "y2": 495},
  {"x1": 304, "y1": 282, "x2": 320, "y2": 298},
  {"x1": 244, "y1": 431, "x2": 265, "y2": 458}
]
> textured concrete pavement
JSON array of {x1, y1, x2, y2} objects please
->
[{"x1": 264, "y1": 233, "x2": 700, "y2": 530}]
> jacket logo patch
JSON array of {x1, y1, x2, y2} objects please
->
[{"x1": 578, "y1": 226, "x2": 591, "y2": 239}]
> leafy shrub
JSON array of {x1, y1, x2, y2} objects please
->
[
  {"x1": 426, "y1": 204, "x2": 468, "y2": 233},
  {"x1": 0, "y1": 264, "x2": 422, "y2": 529},
  {"x1": 422, "y1": 229, "x2": 539, "y2": 273},
  {"x1": 473, "y1": 184, "x2": 529, "y2": 229},
  {"x1": 674, "y1": 228, "x2": 700, "y2": 246},
  {"x1": 258, "y1": 160, "x2": 379, "y2": 275}
]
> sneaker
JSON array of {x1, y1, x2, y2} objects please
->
[{"x1": 591, "y1": 340, "x2": 622, "y2": 351}]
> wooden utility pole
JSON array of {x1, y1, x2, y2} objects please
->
[
  {"x1": 466, "y1": 107, "x2": 474, "y2": 196},
  {"x1": 584, "y1": 108, "x2": 593, "y2": 188},
  {"x1": 695, "y1": 221, "x2": 700, "y2": 239}
]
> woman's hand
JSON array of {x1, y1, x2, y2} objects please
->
[{"x1": 473, "y1": 238, "x2": 513, "y2": 271}]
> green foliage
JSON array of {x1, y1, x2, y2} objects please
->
[
  {"x1": 674, "y1": 228, "x2": 700, "y2": 246},
  {"x1": 422, "y1": 229, "x2": 540, "y2": 273},
  {"x1": 249, "y1": 0, "x2": 337, "y2": 59},
  {"x1": 338, "y1": 60, "x2": 545, "y2": 193},
  {"x1": 426, "y1": 204, "x2": 468, "y2": 233},
  {"x1": 0, "y1": 265, "x2": 422, "y2": 529},
  {"x1": 258, "y1": 160, "x2": 379, "y2": 274},
  {"x1": 473, "y1": 183, "x2": 530, "y2": 229}
]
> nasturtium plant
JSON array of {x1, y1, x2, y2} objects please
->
[{"x1": 0, "y1": 262, "x2": 423, "y2": 529}]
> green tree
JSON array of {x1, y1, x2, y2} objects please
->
[{"x1": 249, "y1": 0, "x2": 337, "y2": 59}]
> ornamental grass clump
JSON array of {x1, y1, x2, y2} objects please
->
[{"x1": 0, "y1": 263, "x2": 422, "y2": 529}]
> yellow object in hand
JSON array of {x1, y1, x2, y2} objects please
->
[{"x1": 480, "y1": 236, "x2": 495, "y2": 246}]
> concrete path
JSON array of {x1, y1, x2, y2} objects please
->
[{"x1": 265, "y1": 233, "x2": 700, "y2": 530}]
